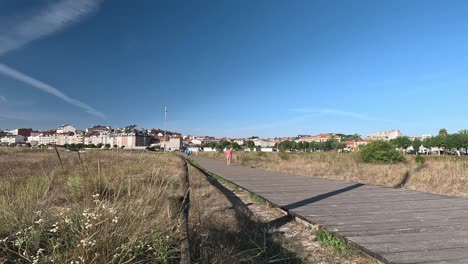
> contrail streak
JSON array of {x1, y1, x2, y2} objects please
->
[{"x1": 0, "y1": 63, "x2": 105, "y2": 118}]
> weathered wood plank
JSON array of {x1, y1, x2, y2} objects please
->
[{"x1": 191, "y1": 156, "x2": 468, "y2": 264}]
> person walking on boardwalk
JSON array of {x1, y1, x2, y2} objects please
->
[{"x1": 226, "y1": 147, "x2": 233, "y2": 165}]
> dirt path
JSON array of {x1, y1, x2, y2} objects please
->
[{"x1": 187, "y1": 162, "x2": 377, "y2": 263}]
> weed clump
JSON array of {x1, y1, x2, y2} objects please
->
[
  {"x1": 415, "y1": 155, "x2": 426, "y2": 166},
  {"x1": 314, "y1": 229, "x2": 354, "y2": 255}
]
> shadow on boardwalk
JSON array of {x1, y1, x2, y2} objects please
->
[{"x1": 283, "y1": 183, "x2": 364, "y2": 210}]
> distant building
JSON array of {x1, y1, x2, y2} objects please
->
[
  {"x1": 11, "y1": 128, "x2": 33, "y2": 138},
  {"x1": 113, "y1": 132, "x2": 151, "y2": 148},
  {"x1": 84, "y1": 131, "x2": 113, "y2": 146},
  {"x1": 1, "y1": 135, "x2": 25, "y2": 145},
  {"x1": 253, "y1": 138, "x2": 276, "y2": 147},
  {"x1": 161, "y1": 137, "x2": 182, "y2": 150},
  {"x1": 57, "y1": 125, "x2": 76, "y2": 134},
  {"x1": 345, "y1": 140, "x2": 373, "y2": 150},
  {"x1": 191, "y1": 139, "x2": 204, "y2": 146},
  {"x1": 366, "y1": 130, "x2": 401, "y2": 141},
  {"x1": 297, "y1": 133, "x2": 342, "y2": 143},
  {"x1": 260, "y1": 147, "x2": 275, "y2": 152},
  {"x1": 232, "y1": 139, "x2": 245, "y2": 145},
  {"x1": 86, "y1": 125, "x2": 112, "y2": 133},
  {"x1": 109, "y1": 125, "x2": 151, "y2": 148}
]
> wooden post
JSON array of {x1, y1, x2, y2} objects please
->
[{"x1": 53, "y1": 144, "x2": 63, "y2": 166}]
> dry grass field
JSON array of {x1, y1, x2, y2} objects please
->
[
  {"x1": 0, "y1": 148, "x2": 185, "y2": 263},
  {"x1": 200, "y1": 151, "x2": 468, "y2": 198},
  {"x1": 2, "y1": 148, "x2": 367, "y2": 263}
]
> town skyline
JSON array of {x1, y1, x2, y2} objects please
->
[{"x1": 0, "y1": 122, "x2": 437, "y2": 140}]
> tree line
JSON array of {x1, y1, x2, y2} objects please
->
[
  {"x1": 63, "y1": 143, "x2": 116, "y2": 150},
  {"x1": 276, "y1": 139, "x2": 346, "y2": 152},
  {"x1": 203, "y1": 140, "x2": 255, "y2": 151},
  {"x1": 389, "y1": 129, "x2": 468, "y2": 153}
]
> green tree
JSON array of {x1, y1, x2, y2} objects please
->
[
  {"x1": 231, "y1": 142, "x2": 241, "y2": 151},
  {"x1": 330, "y1": 140, "x2": 346, "y2": 150},
  {"x1": 246, "y1": 140, "x2": 255, "y2": 151},
  {"x1": 459, "y1": 129, "x2": 468, "y2": 136},
  {"x1": 206, "y1": 141, "x2": 217, "y2": 150},
  {"x1": 97, "y1": 143, "x2": 104, "y2": 149},
  {"x1": 390, "y1": 136, "x2": 412, "y2": 149},
  {"x1": 308, "y1": 141, "x2": 318, "y2": 152},
  {"x1": 113, "y1": 144, "x2": 118, "y2": 148},
  {"x1": 340, "y1": 134, "x2": 362, "y2": 141},
  {"x1": 278, "y1": 140, "x2": 295, "y2": 152},
  {"x1": 88, "y1": 144, "x2": 96, "y2": 149},
  {"x1": 412, "y1": 139, "x2": 422, "y2": 153},
  {"x1": 438, "y1": 128, "x2": 448, "y2": 137},
  {"x1": 458, "y1": 130, "x2": 468, "y2": 150},
  {"x1": 104, "y1": 144, "x2": 111, "y2": 149},
  {"x1": 297, "y1": 141, "x2": 304, "y2": 151}
]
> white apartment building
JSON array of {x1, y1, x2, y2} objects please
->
[
  {"x1": 366, "y1": 130, "x2": 402, "y2": 141},
  {"x1": 253, "y1": 138, "x2": 276, "y2": 147},
  {"x1": 57, "y1": 125, "x2": 76, "y2": 134},
  {"x1": 28, "y1": 132, "x2": 82, "y2": 146},
  {"x1": 161, "y1": 137, "x2": 182, "y2": 150},
  {"x1": 191, "y1": 139, "x2": 203, "y2": 145},
  {"x1": 233, "y1": 139, "x2": 245, "y2": 145},
  {"x1": 84, "y1": 132, "x2": 113, "y2": 146},
  {"x1": 1, "y1": 135, "x2": 25, "y2": 144}
]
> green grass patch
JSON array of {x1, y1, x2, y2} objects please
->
[
  {"x1": 247, "y1": 192, "x2": 269, "y2": 206},
  {"x1": 314, "y1": 229, "x2": 355, "y2": 256}
]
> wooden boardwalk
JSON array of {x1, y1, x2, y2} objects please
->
[{"x1": 190, "y1": 156, "x2": 468, "y2": 264}]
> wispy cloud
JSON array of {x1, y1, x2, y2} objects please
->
[
  {"x1": 0, "y1": 95, "x2": 6, "y2": 104},
  {"x1": 290, "y1": 108, "x2": 383, "y2": 121},
  {"x1": 0, "y1": 0, "x2": 102, "y2": 56},
  {"x1": 0, "y1": 0, "x2": 104, "y2": 118},
  {"x1": 0, "y1": 63, "x2": 105, "y2": 118}
]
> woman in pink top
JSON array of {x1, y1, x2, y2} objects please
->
[{"x1": 226, "y1": 147, "x2": 233, "y2": 165}]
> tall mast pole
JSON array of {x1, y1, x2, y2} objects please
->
[{"x1": 164, "y1": 106, "x2": 167, "y2": 151}]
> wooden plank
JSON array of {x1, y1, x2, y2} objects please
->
[{"x1": 380, "y1": 247, "x2": 468, "y2": 264}]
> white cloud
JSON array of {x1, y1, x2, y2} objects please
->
[
  {"x1": 0, "y1": 95, "x2": 6, "y2": 103},
  {"x1": 0, "y1": 63, "x2": 105, "y2": 118},
  {"x1": 0, "y1": 0, "x2": 105, "y2": 118},
  {"x1": 0, "y1": 0, "x2": 102, "y2": 56}
]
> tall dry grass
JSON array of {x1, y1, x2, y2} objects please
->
[
  {"x1": 0, "y1": 148, "x2": 185, "y2": 263},
  {"x1": 200, "y1": 151, "x2": 468, "y2": 198}
]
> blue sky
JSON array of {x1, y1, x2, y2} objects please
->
[{"x1": 1, "y1": 0, "x2": 468, "y2": 137}]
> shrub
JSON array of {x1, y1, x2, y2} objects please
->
[
  {"x1": 415, "y1": 155, "x2": 426, "y2": 166},
  {"x1": 360, "y1": 141, "x2": 405, "y2": 164}
]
